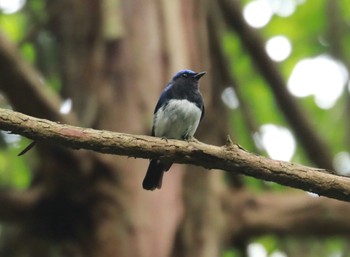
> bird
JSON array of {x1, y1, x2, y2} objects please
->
[{"x1": 142, "y1": 69, "x2": 205, "y2": 190}]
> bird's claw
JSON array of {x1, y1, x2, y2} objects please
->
[{"x1": 186, "y1": 137, "x2": 199, "y2": 143}]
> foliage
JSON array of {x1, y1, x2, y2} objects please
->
[
  {"x1": 221, "y1": 0, "x2": 350, "y2": 256},
  {"x1": 1, "y1": 0, "x2": 350, "y2": 256}
]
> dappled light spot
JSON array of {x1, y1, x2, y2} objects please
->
[
  {"x1": 248, "y1": 243, "x2": 267, "y2": 257},
  {"x1": 221, "y1": 87, "x2": 239, "y2": 109},
  {"x1": 307, "y1": 192, "x2": 319, "y2": 197},
  {"x1": 243, "y1": 0, "x2": 305, "y2": 28},
  {"x1": 268, "y1": 0, "x2": 296, "y2": 17},
  {"x1": 1, "y1": 131, "x2": 21, "y2": 146},
  {"x1": 60, "y1": 98, "x2": 72, "y2": 114},
  {"x1": 265, "y1": 35, "x2": 292, "y2": 62},
  {"x1": 243, "y1": 0, "x2": 273, "y2": 28},
  {"x1": 254, "y1": 124, "x2": 296, "y2": 161},
  {"x1": 334, "y1": 152, "x2": 350, "y2": 176},
  {"x1": 288, "y1": 55, "x2": 348, "y2": 109},
  {"x1": 0, "y1": 0, "x2": 25, "y2": 14}
]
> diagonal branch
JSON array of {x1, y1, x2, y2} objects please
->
[
  {"x1": 0, "y1": 108, "x2": 349, "y2": 202},
  {"x1": 224, "y1": 191, "x2": 350, "y2": 240},
  {"x1": 0, "y1": 30, "x2": 78, "y2": 124},
  {"x1": 207, "y1": 5, "x2": 261, "y2": 153},
  {"x1": 217, "y1": 0, "x2": 334, "y2": 170}
]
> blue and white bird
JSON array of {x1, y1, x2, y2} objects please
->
[{"x1": 143, "y1": 69, "x2": 205, "y2": 190}]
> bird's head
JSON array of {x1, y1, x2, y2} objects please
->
[{"x1": 172, "y1": 70, "x2": 206, "y2": 83}]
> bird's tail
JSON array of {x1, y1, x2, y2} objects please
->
[{"x1": 143, "y1": 160, "x2": 171, "y2": 190}]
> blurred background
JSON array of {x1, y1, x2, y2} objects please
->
[{"x1": 0, "y1": 0, "x2": 349, "y2": 256}]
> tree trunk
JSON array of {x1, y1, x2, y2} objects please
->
[
  {"x1": 1, "y1": 0, "x2": 347, "y2": 257},
  {"x1": 43, "y1": 0, "x2": 220, "y2": 256}
]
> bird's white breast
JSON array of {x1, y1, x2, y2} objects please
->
[{"x1": 153, "y1": 99, "x2": 201, "y2": 139}]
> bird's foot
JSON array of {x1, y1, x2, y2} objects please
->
[{"x1": 186, "y1": 136, "x2": 200, "y2": 143}]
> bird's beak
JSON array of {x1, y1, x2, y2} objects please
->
[{"x1": 194, "y1": 71, "x2": 206, "y2": 80}]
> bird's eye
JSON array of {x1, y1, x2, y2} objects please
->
[{"x1": 182, "y1": 73, "x2": 188, "y2": 77}]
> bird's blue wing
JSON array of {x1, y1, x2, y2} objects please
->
[
  {"x1": 153, "y1": 83, "x2": 173, "y2": 114},
  {"x1": 151, "y1": 83, "x2": 173, "y2": 136},
  {"x1": 200, "y1": 104, "x2": 205, "y2": 121}
]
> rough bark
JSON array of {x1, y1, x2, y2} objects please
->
[
  {"x1": 1, "y1": 108, "x2": 349, "y2": 203},
  {"x1": 0, "y1": 1, "x2": 346, "y2": 257}
]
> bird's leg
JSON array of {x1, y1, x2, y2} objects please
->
[
  {"x1": 191, "y1": 137, "x2": 200, "y2": 143},
  {"x1": 184, "y1": 135, "x2": 200, "y2": 143},
  {"x1": 188, "y1": 137, "x2": 200, "y2": 143}
]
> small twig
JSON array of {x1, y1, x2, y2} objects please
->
[{"x1": 17, "y1": 141, "x2": 36, "y2": 156}]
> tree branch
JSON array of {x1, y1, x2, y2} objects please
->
[
  {"x1": 224, "y1": 191, "x2": 350, "y2": 239},
  {"x1": 0, "y1": 30, "x2": 78, "y2": 124},
  {"x1": 217, "y1": 0, "x2": 334, "y2": 170},
  {"x1": 0, "y1": 108, "x2": 349, "y2": 202}
]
